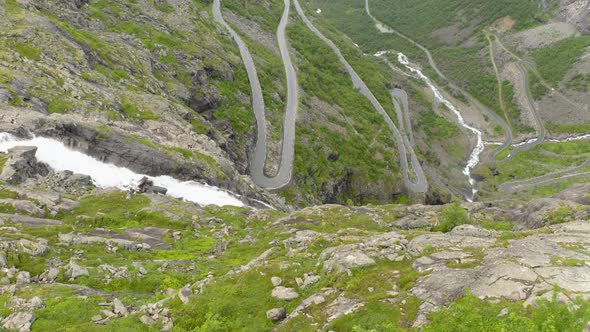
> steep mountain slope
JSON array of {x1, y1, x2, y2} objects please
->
[
  {"x1": 310, "y1": 0, "x2": 590, "y2": 201},
  {"x1": 0, "y1": 0, "x2": 453, "y2": 206}
]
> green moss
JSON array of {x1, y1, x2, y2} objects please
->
[
  {"x1": 0, "y1": 153, "x2": 8, "y2": 173},
  {"x1": 121, "y1": 102, "x2": 160, "y2": 121},
  {"x1": 47, "y1": 98, "x2": 72, "y2": 114},
  {"x1": 546, "y1": 204, "x2": 575, "y2": 225},
  {"x1": 95, "y1": 65, "x2": 130, "y2": 82},
  {"x1": 59, "y1": 192, "x2": 186, "y2": 230},
  {"x1": 0, "y1": 202, "x2": 16, "y2": 214},
  {"x1": 550, "y1": 256, "x2": 585, "y2": 267},
  {"x1": 14, "y1": 42, "x2": 41, "y2": 60},
  {"x1": 480, "y1": 219, "x2": 513, "y2": 231}
]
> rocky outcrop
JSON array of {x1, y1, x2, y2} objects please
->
[
  {"x1": 2, "y1": 312, "x2": 35, "y2": 332},
  {"x1": 554, "y1": 0, "x2": 590, "y2": 33},
  {"x1": 63, "y1": 259, "x2": 89, "y2": 280},
  {"x1": 0, "y1": 146, "x2": 49, "y2": 184},
  {"x1": 271, "y1": 287, "x2": 300, "y2": 301},
  {"x1": 266, "y1": 308, "x2": 286, "y2": 321}
]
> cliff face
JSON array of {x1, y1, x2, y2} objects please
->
[{"x1": 554, "y1": 0, "x2": 590, "y2": 33}]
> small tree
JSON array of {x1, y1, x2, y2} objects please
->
[{"x1": 434, "y1": 198, "x2": 470, "y2": 233}]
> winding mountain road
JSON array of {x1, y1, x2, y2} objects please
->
[
  {"x1": 391, "y1": 88, "x2": 416, "y2": 147},
  {"x1": 212, "y1": 0, "x2": 298, "y2": 189},
  {"x1": 365, "y1": 0, "x2": 513, "y2": 162},
  {"x1": 293, "y1": 0, "x2": 428, "y2": 193},
  {"x1": 499, "y1": 158, "x2": 590, "y2": 193},
  {"x1": 503, "y1": 61, "x2": 546, "y2": 160}
]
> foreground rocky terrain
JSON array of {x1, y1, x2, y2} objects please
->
[{"x1": 1, "y1": 145, "x2": 590, "y2": 331}]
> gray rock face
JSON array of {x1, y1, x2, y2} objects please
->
[
  {"x1": 555, "y1": 0, "x2": 590, "y2": 33},
  {"x1": 0, "y1": 251, "x2": 6, "y2": 268},
  {"x1": 38, "y1": 267, "x2": 59, "y2": 283},
  {"x1": 321, "y1": 246, "x2": 376, "y2": 274},
  {"x1": 325, "y1": 295, "x2": 364, "y2": 322},
  {"x1": 16, "y1": 271, "x2": 30, "y2": 285},
  {"x1": 0, "y1": 146, "x2": 49, "y2": 184},
  {"x1": 16, "y1": 239, "x2": 49, "y2": 256},
  {"x1": 41, "y1": 123, "x2": 212, "y2": 184},
  {"x1": 136, "y1": 176, "x2": 168, "y2": 195},
  {"x1": 320, "y1": 232, "x2": 406, "y2": 274},
  {"x1": 112, "y1": 298, "x2": 128, "y2": 316},
  {"x1": 2, "y1": 312, "x2": 35, "y2": 332},
  {"x1": 178, "y1": 285, "x2": 193, "y2": 304},
  {"x1": 64, "y1": 259, "x2": 89, "y2": 280},
  {"x1": 266, "y1": 307, "x2": 286, "y2": 321},
  {"x1": 271, "y1": 286, "x2": 299, "y2": 301},
  {"x1": 271, "y1": 276, "x2": 282, "y2": 287},
  {"x1": 553, "y1": 183, "x2": 590, "y2": 205}
]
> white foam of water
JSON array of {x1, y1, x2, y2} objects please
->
[
  {"x1": 0, "y1": 133, "x2": 244, "y2": 207},
  {"x1": 547, "y1": 134, "x2": 590, "y2": 143},
  {"x1": 396, "y1": 52, "x2": 484, "y2": 200},
  {"x1": 509, "y1": 134, "x2": 590, "y2": 152}
]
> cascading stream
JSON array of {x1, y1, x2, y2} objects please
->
[
  {"x1": 0, "y1": 133, "x2": 244, "y2": 207},
  {"x1": 396, "y1": 53, "x2": 484, "y2": 200},
  {"x1": 293, "y1": 0, "x2": 428, "y2": 194}
]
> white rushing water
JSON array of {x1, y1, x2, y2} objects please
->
[
  {"x1": 510, "y1": 134, "x2": 590, "y2": 148},
  {"x1": 0, "y1": 133, "x2": 244, "y2": 207},
  {"x1": 396, "y1": 53, "x2": 484, "y2": 200}
]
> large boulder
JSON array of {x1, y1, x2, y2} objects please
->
[
  {"x1": 266, "y1": 308, "x2": 287, "y2": 321},
  {"x1": 0, "y1": 146, "x2": 49, "y2": 184},
  {"x1": 2, "y1": 312, "x2": 35, "y2": 332},
  {"x1": 271, "y1": 287, "x2": 299, "y2": 301},
  {"x1": 64, "y1": 259, "x2": 89, "y2": 280}
]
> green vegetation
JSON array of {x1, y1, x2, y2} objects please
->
[
  {"x1": 311, "y1": 0, "x2": 424, "y2": 60},
  {"x1": 0, "y1": 153, "x2": 8, "y2": 173},
  {"x1": 0, "y1": 202, "x2": 16, "y2": 214},
  {"x1": 47, "y1": 98, "x2": 72, "y2": 114},
  {"x1": 434, "y1": 199, "x2": 471, "y2": 232},
  {"x1": 279, "y1": 19, "x2": 404, "y2": 205},
  {"x1": 13, "y1": 42, "x2": 41, "y2": 60},
  {"x1": 547, "y1": 122, "x2": 590, "y2": 134},
  {"x1": 528, "y1": 67, "x2": 549, "y2": 99},
  {"x1": 424, "y1": 290, "x2": 590, "y2": 332},
  {"x1": 370, "y1": 0, "x2": 538, "y2": 47},
  {"x1": 95, "y1": 65, "x2": 130, "y2": 82},
  {"x1": 480, "y1": 219, "x2": 513, "y2": 231},
  {"x1": 431, "y1": 45, "x2": 504, "y2": 116},
  {"x1": 545, "y1": 204, "x2": 575, "y2": 225},
  {"x1": 550, "y1": 256, "x2": 584, "y2": 267},
  {"x1": 480, "y1": 139, "x2": 590, "y2": 200},
  {"x1": 502, "y1": 80, "x2": 533, "y2": 134},
  {"x1": 120, "y1": 102, "x2": 160, "y2": 121},
  {"x1": 534, "y1": 36, "x2": 590, "y2": 85},
  {"x1": 420, "y1": 111, "x2": 459, "y2": 140},
  {"x1": 566, "y1": 72, "x2": 590, "y2": 92}
]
